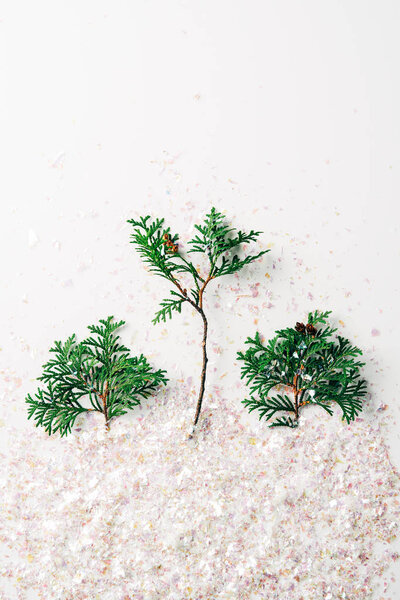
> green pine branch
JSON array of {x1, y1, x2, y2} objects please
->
[
  {"x1": 26, "y1": 383, "x2": 88, "y2": 437},
  {"x1": 26, "y1": 316, "x2": 168, "y2": 436},
  {"x1": 127, "y1": 216, "x2": 182, "y2": 283},
  {"x1": 128, "y1": 207, "x2": 269, "y2": 319},
  {"x1": 187, "y1": 207, "x2": 269, "y2": 278},
  {"x1": 243, "y1": 393, "x2": 296, "y2": 422},
  {"x1": 152, "y1": 290, "x2": 187, "y2": 324},
  {"x1": 238, "y1": 310, "x2": 367, "y2": 428},
  {"x1": 128, "y1": 207, "x2": 269, "y2": 429}
]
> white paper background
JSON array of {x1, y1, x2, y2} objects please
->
[{"x1": 1, "y1": 1, "x2": 399, "y2": 598}]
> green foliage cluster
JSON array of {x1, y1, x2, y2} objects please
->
[
  {"x1": 128, "y1": 207, "x2": 269, "y2": 428},
  {"x1": 238, "y1": 310, "x2": 367, "y2": 428},
  {"x1": 128, "y1": 207, "x2": 269, "y2": 323},
  {"x1": 25, "y1": 207, "x2": 369, "y2": 439},
  {"x1": 25, "y1": 316, "x2": 167, "y2": 436}
]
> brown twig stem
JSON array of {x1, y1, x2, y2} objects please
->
[
  {"x1": 100, "y1": 380, "x2": 110, "y2": 430},
  {"x1": 293, "y1": 374, "x2": 299, "y2": 419},
  {"x1": 171, "y1": 272, "x2": 214, "y2": 433}
]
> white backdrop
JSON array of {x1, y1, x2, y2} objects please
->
[{"x1": 1, "y1": 1, "x2": 399, "y2": 598}]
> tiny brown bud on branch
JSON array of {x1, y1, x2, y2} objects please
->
[
  {"x1": 295, "y1": 322, "x2": 306, "y2": 334},
  {"x1": 306, "y1": 323, "x2": 317, "y2": 336}
]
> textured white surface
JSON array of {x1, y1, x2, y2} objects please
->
[{"x1": 0, "y1": 1, "x2": 399, "y2": 598}]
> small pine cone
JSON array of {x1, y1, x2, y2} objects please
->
[
  {"x1": 163, "y1": 233, "x2": 170, "y2": 241},
  {"x1": 172, "y1": 244, "x2": 178, "y2": 253},
  {"x1": 295, "y1": 322, "x2": 306, "y2": 334},
  {"x1": 306, "y1": 323, "x2": 317, "y2": 336}
]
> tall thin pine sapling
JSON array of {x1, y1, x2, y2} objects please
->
[
  {"x1": 238, "y1": 310, "x2": 367, "y2": 428},
  {"x1": 26, "y1": 316, "x2": 168, "y2": 436},
  {"x1": 128, "y1": 207, "x2": 269, "y2": 431}
]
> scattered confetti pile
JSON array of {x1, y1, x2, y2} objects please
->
[{"x1": 0, "y1": 371, "x2": 399, "y2": 600}]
